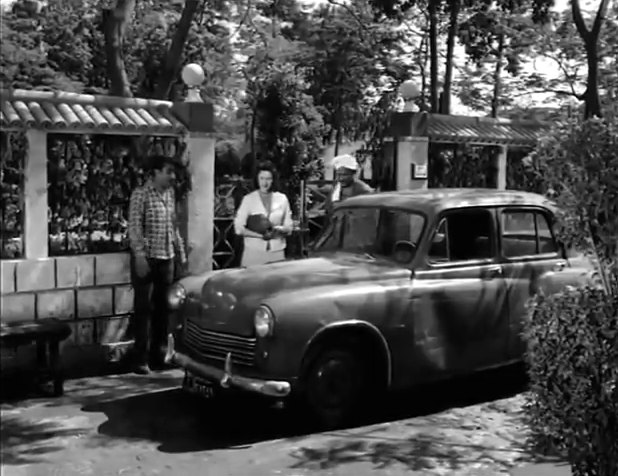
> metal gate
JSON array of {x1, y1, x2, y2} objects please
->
[{"x1": 212, "y1": 178, "x2": 330, "y2": 270}]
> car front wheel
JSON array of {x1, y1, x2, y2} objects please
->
[{"x1": 304, "y1": 348, "x2": 368, "y2": 429}]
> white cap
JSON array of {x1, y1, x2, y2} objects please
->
[{"x1": 332, "y1": 154, "x2": 358, "y2": 171}]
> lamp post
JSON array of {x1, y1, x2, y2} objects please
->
[
  {"x1": 181, "y1": 63, "x2": 206, "y2": 103},
  {"x1": 399, "y1": 79, "x2": 421, "y2": 112}
]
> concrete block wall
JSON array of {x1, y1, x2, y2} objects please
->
[{"x1": 1, "y1": 252, "x2": 134, "y2": 375}]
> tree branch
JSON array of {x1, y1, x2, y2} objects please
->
[
  {"x1": 103, "y1": 0, "x2": 136, "y2": 97},
  {"x1": 327, "y1": 0, "x2": 369, "y2": 32},
  {"x1": 228, "y1": 0, "x2": 253, "y2": 40},
  {"x1": 509, "y1": 88, "x2": 585, "y2": 99},
  {"x1": 542, "y1": 54, "x2": 584, "y2": 99},
  {"x1": 592, "y1": 0, "x2": 611, "y2": 38},
  {"x1": 572, "y1": 0, "x2": 591, "y2": 43},
  {"x1": 154, "y1": 0, "x2": 200, "y2": 100}
]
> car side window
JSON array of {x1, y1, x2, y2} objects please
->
[
  {"x1": 428, "y1": 208, "x2": 495, "y2": 264},
  {"x1": 501, "y1": 209, "x2": 559, "y2": 257},
  {"x1": 341, "y1": 208, "x2": 380, "y2": 251}
]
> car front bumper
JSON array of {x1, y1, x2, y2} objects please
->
[{"x1": 164, "y1": 333, "x2": 292, "y2": 398}]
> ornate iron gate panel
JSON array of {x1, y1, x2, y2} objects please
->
[
  {"x1": 301, "y1": 179, "x2": 330, "y2": 249},
  {"x1": 213, "y1": 178, "x2": 251, "y2": 270}
]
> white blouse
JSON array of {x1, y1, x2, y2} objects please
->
[{"x1": 234, "y1": 190, "x2": 294, "y2": 253}]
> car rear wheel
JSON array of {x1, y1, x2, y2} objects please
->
[{"x1": 304, "y1": 348, "x2": 368, "y2": 429}]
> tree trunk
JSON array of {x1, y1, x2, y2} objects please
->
[
  {"x1": 441, "y1": 0, "x2": 460, "y2": 115},
  {"x1": 428, "y1": 0, "x2": 439, "y2": 113},
  {"x1": 102, "y1": 0, "x2": 135, "y2": 97},
  {"x1": 571, "y1": 0, "x2": 610, "y2": 118},
  {"x1": 491, "y1": 33, "x2": 505, "y2": 118},
  {"x1": 154, "y1": 0, "x2": 200, "y2": 100},
  {"x1": 583, "y1": 37, "x2": 602, "y2": 118}
]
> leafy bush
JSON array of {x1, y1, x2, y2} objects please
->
[
  {"x1": 522, "y1": 115, "x2": 618, "y2": 475},
  {"x1": 0, "y1": 132, "x2": 26, "y2": 259},
  {"x1": 524, "y1": 279, "x2": 618, "y2": 476},
  {"x1": 246, "y1": 60, "x2": 329, "y2": 212},
  {"x1": 47, "y1": 134, "x2": 187, "y2": 256}
]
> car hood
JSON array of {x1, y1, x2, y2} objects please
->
[{"x1": 188, "y1": 253, "x2": 411, "y2": 336}]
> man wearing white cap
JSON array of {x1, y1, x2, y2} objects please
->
[{"x1": 325, "y1": 154, "x2": 374, "y2": 215}]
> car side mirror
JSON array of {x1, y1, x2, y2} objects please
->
[{"x1": 557, "y1": 240, "x2": 568, "y2": 260}]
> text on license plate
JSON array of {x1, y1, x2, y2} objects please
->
[{"x1": 184, "y1": 373, "x2": 215, "y2": 398}]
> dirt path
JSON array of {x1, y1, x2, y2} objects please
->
[{"x1": 1, "y1": 369, "x2": 569, "y2": 476}]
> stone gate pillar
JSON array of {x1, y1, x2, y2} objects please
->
[
  {"x1": 172, "y1": 64, "x2": 215, "y2": 275},
  {"x1": 386, "y1": 111, "x2": 429, "y2": 191}
]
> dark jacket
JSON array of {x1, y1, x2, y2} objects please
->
[{"x1": 324, "y1": 179, "x2": 374, "y2": 216}]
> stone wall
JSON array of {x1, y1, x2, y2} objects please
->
[{"x1": 1, "y1": 252, "x2": 133, "y2": 375}]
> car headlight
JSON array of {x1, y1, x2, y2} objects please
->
[
  {"x1": 167, "y1": 283, "x2": 186, "y2": 310},
  {"x1": 254, "y1": 305, "x2": 275, "y2": 338}
]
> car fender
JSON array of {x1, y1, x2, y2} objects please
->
[{"x1": 301, "y1": 319, "x2": 393, "y2": 388}]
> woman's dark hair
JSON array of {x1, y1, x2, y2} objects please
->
[{"x1": 254, "y1": 160, "x2": 279, "y2": 190}]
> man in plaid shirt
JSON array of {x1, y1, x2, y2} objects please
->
[{"x1": 128, "y1": 155, "x2": 187, "y2": 374}]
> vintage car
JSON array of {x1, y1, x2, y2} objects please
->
[{"x1": 164, "y1": 188, "x2": 595, "y2": 427}]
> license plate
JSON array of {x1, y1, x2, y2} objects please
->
[{"x1": 184, "y1": 373, "x2": 215, "y2": 398}]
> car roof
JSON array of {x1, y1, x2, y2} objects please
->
[{"x1": 335, "y1": 188, "x2": 557, "y2": 215}]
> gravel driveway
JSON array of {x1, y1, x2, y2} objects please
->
[{"x1": 1, "y1": 366, "x2": 570, "y2": 476}]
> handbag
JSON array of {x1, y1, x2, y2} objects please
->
[{"x1": 246, "y1": 213, "x2": 273, "y2": 235}]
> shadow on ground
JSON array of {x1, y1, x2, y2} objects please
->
[
  {"x1": 0, "y1": 415, "x2": 89, "y2": 465},
  {"x1": 77, "y1": 363, "x2": 536, "y2": 457},
  {"x1": 287, "y1": 424, "x2": 564, "y2": 473}
]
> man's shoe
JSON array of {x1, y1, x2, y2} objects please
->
[{"x1": 134, "y1": 363, "x2": 151, "y2": 375}]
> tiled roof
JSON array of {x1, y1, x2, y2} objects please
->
[
  {"x1": 0, "y1": 89, "x2": 187, "y2": 135},
  {"x1": 415, "y1": 113, "x2": 549, "y2": 147}
]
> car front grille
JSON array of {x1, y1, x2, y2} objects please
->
[{"x1": 183, "y1": 320, "x2": 256, "y2": 367}]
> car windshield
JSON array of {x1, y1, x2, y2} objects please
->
[{"x1": 314, "y1": 207, "x2": 426, "y2": 261}]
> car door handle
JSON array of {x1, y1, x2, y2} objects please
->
[
  {"x1": 485, "y1": 265, "x2": 503, "y2": 279},
  {"x1": 553, "y1": 261, "x2": 567, "y2": 272}
]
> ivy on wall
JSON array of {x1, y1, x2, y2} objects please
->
[
  {"x1": 506, "y1": 146, "x2": 545, "y2": 193},
  {"x1": 47, "y1": 134, "x2": 188, "y2": 256},
  {"x1": 0, "y1": 132, "x2": 26, "y2": 259},
  {"x1": 428, "y1": 143, "x2": 501, "y2": 188}
]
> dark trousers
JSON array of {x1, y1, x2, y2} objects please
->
[{"x1": 131, "y1": 257, "x2": 175, "y2": 366}]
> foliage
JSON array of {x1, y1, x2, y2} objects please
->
[
  {"x1": 298, "y1": 2, "x2": 408, "y2": 147},
  {"x1": 47, "y1": 134, "x2": 187, "y2": 256},
  {"x1": 246, "y1": 60, "x2": 329, "y2": 213},
  {"x1": 0, "y1": 132, "x2": 27, "y2": 259},
  {"x1": 523, "y1": 116, "x2": 618, "y2": 272},
  {"x1": 522, "y1": 114, "x2": 618, "y2": 475},
  {"x1": 428, "y1": 143, "x2": 500, "y2": 188},
  {"x1": 523, "y1": 279, "x2": 618, "y2": 476},
  {"x1": 0, "y1": 2, "x2": 83, "y2": 91}
]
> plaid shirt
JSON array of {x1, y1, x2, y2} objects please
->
[{"x1": 128, "y1": 182, "x2": 186, "y2": 262}]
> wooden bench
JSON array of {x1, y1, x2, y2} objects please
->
[{"x1": 0, "y1": 319, "x2": 72, "y2": 397}]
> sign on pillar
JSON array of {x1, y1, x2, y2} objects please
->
[{"x1": 396, "y1": 136, "x2": 429, "y2": 190}]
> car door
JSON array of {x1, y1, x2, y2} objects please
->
[
  {"x1": 412, "y1": 207, "x2": 510, "y2": 376},
  {"x1": 497, "y1": 207, "x2": 567, "y2": 360}
]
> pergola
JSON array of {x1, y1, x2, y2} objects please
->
[
  {"x1": 0, "y1": 88, "x2": 214, "y2": 353},
  {"x1": 387, "y1": 111, "x2": 550, "y2": 191}
]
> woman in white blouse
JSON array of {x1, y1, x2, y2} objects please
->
[{"x1": 234, "y1": 161, "x2": 294, "y2": 267}]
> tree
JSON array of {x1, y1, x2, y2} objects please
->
[
  {"x1": 300, "y1": 2, "x2": 407, "y2": 152},
  {"x1": 571, "y1": 0, "x2": 611, "y2": 118},
  {"x1": 0, "y1": 1, "x2": 83, "y2": 91},
  {"x1": 523, "y1": 115, "x2": 618, "y2": 476},
  {"x1": 246, "y1": 60, "x2": 329, "y2": 206}
]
